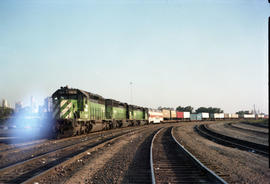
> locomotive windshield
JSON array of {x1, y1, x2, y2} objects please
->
[{"x1": 53, "y1": 94, "x2": 77, "y2": 100}]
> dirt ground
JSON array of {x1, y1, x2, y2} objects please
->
[
  {"x1": 2, "y1": 121, "x2": 269, "y2": 184},
  {"x1": 173, "y1": 121, "x2": 270, "y2": 184},
  {"x1": 32, "y1": 125, "x2": 162, "y2": 184},
  {"x1": 208, "y1": 122, "x2": 268, "y2": 146}
]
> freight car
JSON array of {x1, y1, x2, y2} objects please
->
[
  {"x1": 148, "y1": 109, "x2": 163, "y2": 123},
  {"x1": 190, "y1": 113, "x2": 202, "y2": 121},
  {"x1": 162, "y1": 109, "x2": 171, "y2": 120},
  {"x1": 239, "y1": 114, "x2": 255, "y2": 119},
  {"x1": 171, "y1": 110, "x2": 177, "y2": 120},
  {"x1": 198, "y1": 112, "x2": 209, "y2": 120},
  {"x1": 210, "y1": 113, "x2": 224, "y2": 120},
  {"x1": 51, "y1": 86, "x2": 148, "y2": 138}
]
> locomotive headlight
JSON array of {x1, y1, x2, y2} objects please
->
[{"x1": 84, "y1": 104, "x2": 88, "y2": 112}]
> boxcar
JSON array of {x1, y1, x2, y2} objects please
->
[
  {"x1": 176, "y1": 111, "x2": 184, "y2": 120},
  {"x1": 224, "y1": 113, "x2": 231, "y2": 119},
  {"x1": 231, "y1": 113, "x2": 239, "y2": 119},
  {"x1": 210, "y1": 113, "x2": 224, "y2": 120},
  {"x1": 239, "y1": 114, "x2": 255, "y2": 119},
  {"x1": 183, "y1": 112, "x2": 190, "y2": 121},
  {"x1": 198, "y1": 112, "x2": 209, "y2": 120},
  {"x1": 190, "y1": 114, "x2": 197, "y2": 121},
  {"x1": 162, "y1": 109, "x2": 171, "y2": 120},
  {"x1": 171, "y1": 110, "x2": 177, "y2": 119}
]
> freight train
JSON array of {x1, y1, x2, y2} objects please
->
[{"x1": 50, "y1": 86, "x2": 267, "y2": 138}]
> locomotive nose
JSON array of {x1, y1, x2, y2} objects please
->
[
  {"x1": 53, "y1": 100, "x2": 73, "y2": 119},
  {"x1": 59, "y1": 100, "x2": 73, "y2": 119}
]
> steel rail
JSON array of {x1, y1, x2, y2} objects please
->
[
  {"x1": 0, "y1": 126, "x2": 144, "y2": 171},
  {"x1": 195, "y1": 124, "x2": 268, "y2": 156},
  {"x1": 150, "y1": 128, "x2": 163, "y2": 184},
  {"x1": 242, "y1": 121, "x2": 268, "y2": 128},
  {"x1": 22, "y1": 127, "x2": 149, "y2": 184},
  {"x1": 171, "y1": 127, "x2": 227, "y2": 184},
  {"x1": 225, "y1": 122, "x2": 268, "y2": 136},
  {"x1": 151, "y1": 127, "x2": 226, "y2": 184},
  {"x1": 0, "y1": 127, "x2": 145, "y2": 184}
]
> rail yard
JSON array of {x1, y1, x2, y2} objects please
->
[
  {"x1": 1, "y1": 0, "x2": 269, "y2": 183},
  {"x1": 0, "y1": 119, "x2": 268, "y2": 184},
  {"x1": 0, "y1": 87, "x2": 269, "y2": 183}
]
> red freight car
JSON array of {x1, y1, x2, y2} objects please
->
[{"x1": 176, "y1": 111, "x2": 184, "y2": 119}]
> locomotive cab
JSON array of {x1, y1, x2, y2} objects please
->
[
  {"x1": 51, "y1": 86, "x2": 90, "y2": 137},
  {"x1": 52, "y1": 87, "x2": 80, "y2": 120}
]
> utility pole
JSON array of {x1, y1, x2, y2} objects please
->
[
  {"x1": 130, "y1": 82, "x2": 133, "y2": 104},
  {"x1": 253, "y1": 104, "x2": 256, "y2": 115}
]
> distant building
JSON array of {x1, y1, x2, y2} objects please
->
[
  {"x1": 2, "y1": 99, "x2": 8, "y2": 108},
  {"x1": 30, "y1": 96, "x2": 38, "y2": 113},
  {"x1": 15, "y1": 101, "x2": 23, "y2": 112},
  {"x1": 44, "y1": 97, "x2": 53, "y2": 112}
]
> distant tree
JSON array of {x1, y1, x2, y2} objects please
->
[
  {"x1": 195, "y1": 107, "x2": 208, "y2": 113},
  {"x1": 236, "y1": 111, "x2": 244, "y2": 115},
  {"x1": 176, "y1": 106, "x2": 194, "y2": 112},
  {"x1": 0, "y1": 107, "x2": 14, "y2": 119},
  {"x1": 236, "y1": 110, "x2": 250, "y2": 115},
  {"x1": 212, "y1": 108, "x2": 221, "y2": 113},
  {"x1": 176, "y1": 106, "x2": 184, "y2": 111},
  {"x1": 158, "y1": 107, "x2": 173, "y2": 110},
  {"x1": 195, "y1": 107, "x2": 223, "y2": 113},
  {"x1": 184, "y1": 106, "x2": 193, "y2": 112}
]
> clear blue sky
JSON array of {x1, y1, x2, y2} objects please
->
[{"x1": 0, "y1": 0, "x2": 269, "y2": 114}]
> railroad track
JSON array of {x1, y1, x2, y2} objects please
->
[
  {"x1": 195, "y1": 124, "x2": 269, "y2": 157},
  {"x1": 0, "y1": 127, "x2": 145, "y2": 184},
  {"x1": 0, "y1": 126, "x2": 145, "y2": 169},
  {"x1": 0, "y1": 139, "x2": 47, "y2": 153},
  {"x1": 241, "y1": 121, "x2": 268, "y2": 128},
  {"x1": 150, "y1": 127, "x2": 226, "y2": 184},
  {"x1": 121, "y1": 129, "x2": 160, "y2": 184},
  {"x1": 224, "y1": 122, "x2": 268, "y2": 136}
]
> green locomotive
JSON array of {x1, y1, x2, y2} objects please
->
[{"x1": 51, "y1": 86, "x2": 148, "y2": 137}]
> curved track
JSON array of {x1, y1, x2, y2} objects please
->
[
  {"x1": 195, "y1": 124, "x2": 269, "y2": 157},
  {"x1": 0, "y1": 127, "x2": 145, "y2": 184},
  {"x1": 224, "y1": 122, "x2": 268, "y2": 136},
  {"x1": 241, "y1": 121, "x2": 269, "y2": 128},
  {"x1": 151, "y1": 127, "x2": 226, "y2": 184}
]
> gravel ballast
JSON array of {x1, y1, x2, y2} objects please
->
[{"x1": 173, "y1": 122, "x2": 270, "y2": 184}]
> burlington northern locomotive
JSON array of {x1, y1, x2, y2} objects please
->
[{"x1": 51, "y1": 86, "x2": 148, "y2": 137}]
